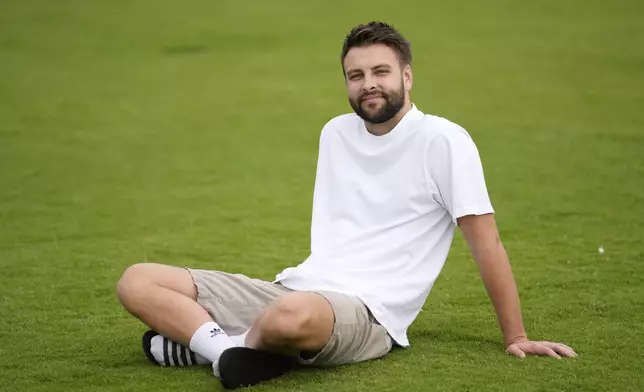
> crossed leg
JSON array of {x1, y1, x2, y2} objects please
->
[
  {"x1": 116, "y1": 263, "x2": 208, "y2": 346},
  {"x1": 116, "y1": 263, "x2": 334, "y2": 374}
]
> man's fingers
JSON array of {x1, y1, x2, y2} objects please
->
[
  {"x1": 505, "y1": 344, "x2": 526, "y2": 359},
  {"x1": 542, "y1": 347, "x2": 562, "y2": 359},
  {"x1": 536, "y1": 341, "x2": 578, "y2": 357},
  {"x1": 550, "y1": 344, "x2": 578, "y2": 357},
  {"x1": 507, "y1": 341, "x2": 578, "y2": 359},
  {"x1": 557, "y1": 343, "x2": 575, "y2": 352},
  {"x1": 524, "y1": 343, "x2": 561, "y2": 359},
  {"x1": 554, "y1": 346, "x2": 577, "y2": 357}
]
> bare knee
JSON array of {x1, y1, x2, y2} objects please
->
[
  {"x1": 257, "y1": 293, "x2": 334, "y2": 351},
  {"x1": 267, "y1": 296, "x2": 312, "y2": 339},
  {"x1": 116, "y1": 262, "x2": 197, "y2": 309},
  {"x1": 116, "y1": 263, "x2": 153, "y2": 309}
]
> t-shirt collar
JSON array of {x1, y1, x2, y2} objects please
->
[{"x1": 361, "y1": 103, "x2": 423, "y2": 142}]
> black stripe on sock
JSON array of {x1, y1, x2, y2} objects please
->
[
  {"x1": 180, "y1": 344, "x2": 189, "y2": 366},
  {"x1": 162, "y1": 338, "x2": 169, "y2": 366},
  {"x1": 190, "y1": 349, "x2": 198, "y2": 365},
  {"x1": 172, "y1": 342, "x2": 181, "y2": 366}
]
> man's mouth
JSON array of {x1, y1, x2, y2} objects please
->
[{"x1": 361, "y1": 94, "x2": 383, "y2": 103}]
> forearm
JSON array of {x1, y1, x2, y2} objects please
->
[
  {"x1": 473, "y1": 240, "x2": 527, "y2": 347},
  {"x1": 457, "y1": 215, "x2": 574, "y2": 358}
]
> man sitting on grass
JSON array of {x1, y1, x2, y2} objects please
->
[{"x1": 116, "y1": 21, "x2": 577, "y2": 390}]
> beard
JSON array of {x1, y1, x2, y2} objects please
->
[{"x1": 349, "y1": 81, "x2": 405, "y2": 124}]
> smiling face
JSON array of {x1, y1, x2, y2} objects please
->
[{"x1": 343, "y1": 44, "x2": 412, "y2": 125}]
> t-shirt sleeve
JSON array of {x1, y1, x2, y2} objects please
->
[{"x1": 425, "y1": 124, "x2": 494, "y2": 224}]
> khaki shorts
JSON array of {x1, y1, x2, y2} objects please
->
[{"x1": 186, "y1": 268, "x2": 393, "y2": 367}]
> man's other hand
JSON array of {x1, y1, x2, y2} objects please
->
[{"x1": 506, "y1": 340, "x2": 578, "y2": 359}]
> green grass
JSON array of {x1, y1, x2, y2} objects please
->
[{"x1": 1, "y1": 0, "x2": 643, "y2": 391}]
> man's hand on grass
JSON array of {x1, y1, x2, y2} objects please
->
[{"x1": 506, "y1": 340, "x2": 578, "y2": 359}]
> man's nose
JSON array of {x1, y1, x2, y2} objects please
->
[{"x1": 363, "y1": 74, "x2": 377, "y2": 90}]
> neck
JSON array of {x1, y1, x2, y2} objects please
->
[{"x1": 365, "y1": 99, "x2": 412, "y2": 136}]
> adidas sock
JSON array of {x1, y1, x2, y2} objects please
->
[
  {"x1": 189, "y1": 321, "x2": 236, "y2": 363},
  {"x1": 146, "y1": 328, "x2": 247, "y2": 367},
  {"x1": 230, "y1": 330, "x2": 249, "y2": 347},
  {"x1": 150, "y1": 335, "x2": 210, "y2": 365}
]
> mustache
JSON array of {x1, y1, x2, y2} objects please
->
[{"x1": 359, "y1": 91, "x2": 387, "y2": 102}]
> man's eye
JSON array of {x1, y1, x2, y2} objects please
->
[
  {"x1": 349, "y1": 74, "x2": 362, "y2": 80},
  {"x1": 376, "y1": 69, "x2": 389, "y2": 75}
]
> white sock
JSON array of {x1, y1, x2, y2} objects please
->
[
  {"x1": 189, "y1": 321, "x2": 235, "y2": 363},
  {"x1": 230, "y1": 330, "x2": 249, "y2": 347},
  {"x1": 150, "y1": 335, "x2": 210, "y2": 365}
]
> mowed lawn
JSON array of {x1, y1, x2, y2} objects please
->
[{"x1": 1, "y1": 0, "x2": 643, "y2": 391}]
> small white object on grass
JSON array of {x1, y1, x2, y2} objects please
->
[{"x1": 598, "y1": 246, "x2": 605, "y2": 254}]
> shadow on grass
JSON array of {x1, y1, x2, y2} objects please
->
[
  {"x1": 99, "y1": 329, "x2": 505, "y2": 391},
  {"x1": 409, "y1": 329, "x2": 503, "y2": 351}
]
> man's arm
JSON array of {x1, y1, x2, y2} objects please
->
[{"x1": 457, "y1": 213, "x2": 577, "y2": 359}]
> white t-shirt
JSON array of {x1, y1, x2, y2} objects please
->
[{"x1": 275, "y1": 104, "x2": 494, "y2": 347}]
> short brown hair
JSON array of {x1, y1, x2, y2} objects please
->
[{"x1": 341, "y1": 21, "x2": 412, "y2": 73}]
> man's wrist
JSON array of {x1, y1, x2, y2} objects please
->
[{"x1": 505, "y1": 334, "x2": 528, "y2": 347}]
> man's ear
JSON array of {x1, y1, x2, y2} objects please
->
[{"x1": 403, "y1": 64, "x2": 413, "y2": 92}]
